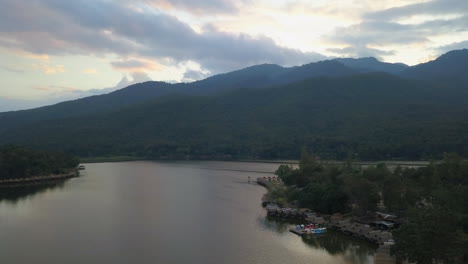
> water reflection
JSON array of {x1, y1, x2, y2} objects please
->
[
  {"x1": 0, "y1": 181, "x2": 67, "y2": 204},
  {"x1": 261, "y1": 216, "x2": 377, "y2": 259},
  {"x1": 257, "y1": 216, "x2": 291, "y2": 234},
  {"x1": 0, "y1": 161, "x2": 377, "y2": 264}
]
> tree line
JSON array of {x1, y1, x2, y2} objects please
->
[
  {"x1": 275, "y1": 151, "x2": 468, "y2": 263},
  {"x1": 0, "y1": 145, "x2": 79, "y2": 179},
  {"x1": 1, "y1": 73, "x2": 468, "y2": 161}
]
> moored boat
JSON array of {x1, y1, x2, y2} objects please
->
[{"x1": 291, "y1": 224, "x2": 327, "y2": 236}]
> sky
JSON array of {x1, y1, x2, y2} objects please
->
[{"x1": 0, "y1": 0, "x2": 467, "y2": 111}]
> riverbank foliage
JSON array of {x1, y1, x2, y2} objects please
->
[
  {"x1": 275, "y1": 151, "x2": 468, "y2": 263},
  {"x1": 0, "y1": 145, "x2": 79, "y2": 179}
]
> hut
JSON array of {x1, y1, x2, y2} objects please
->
[
  {"x1": 290, "y1": 208, "x2": 300, "y2": 218},
  {"x1": 306, "y1": 216, "x2": 326, "y2": 225},
  {"x1": 333, "y1": 220, "x2": 350, "y2": 230},
  {"x1": 281, "y1": 208, "x2": 293, "y2": 217},
  {"x1": 298, "y1": 208, "x2": 312, "y2": 218}
]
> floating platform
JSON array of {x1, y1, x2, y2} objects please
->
[{"x1": 290, "y1": 228, "x2": 305, "y2": 236}]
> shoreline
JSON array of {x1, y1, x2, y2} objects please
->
[
  {"x1": 0, "y1": 170, "x2": 79, "y2": 187},
  {"x1": 256, "y1": 176, "x2": 396, "y2": 263},
  {"x1": 80, "y1": 156, "x2": 430, "y2": 168}
]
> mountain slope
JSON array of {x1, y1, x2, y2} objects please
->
[
  {"x1": 1, "y1": 49, "x2": 467, "y2": 159},
  {"x1": 0, "y1": 82, "x2": 174, "y2": 132},
  {"x1": 334, "y1": 57, "x2": 408, "y2": 74},
  {"x1": 401, "y1": 49, "x2": 468, "y2": 83},
  {"x1": 2, "y1": 73, "x2": 468, "y2": 160},
  {"x1": 3, "y1": 49, "x2": 465, "y2": 132},
  {"x1": 0, "y1": 60, "x2": 358, "y2": 131}
]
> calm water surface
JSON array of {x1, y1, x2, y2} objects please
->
[{"x1": 0, "y1": 161, "x2": 376, "y2": 263}]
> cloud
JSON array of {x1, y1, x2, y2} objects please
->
[
  {"x1": 111, "y1": 59, "x2": 162, "y2": 72},
  {"x1": 113, "y1": 72, "x2": 153, "y2": 90},
  {"x1": 0, "y1": 84, "x2": 120, "y2": 112},
  {"x1": 0, "y1": 96, "x2": 45, "y2": 112},
  {"x1": 32, "y1": 63, "x2": 65, "y2": 74},
  {"x1": 364, "y1": 0, "x2": 468, "y2": 21},
  {"x1": 182, "y1": 69, "x2": 209, "y2": 82},
  {"x1": 0, "y1": 0, "x2": 325, "y2": 75},
  {"x1": 33, "y1": 85, "x2": 78, "y2": 92},
  {"x1": 82, "y1": 68, "x2": 98, "y2": 74},
  {"x1": 327, "y1": 45, "x2": 395, "y2": 59},
  {"x1": 13, "y1": 50, "x2": 50, "y2": 61},
  {"x1": 142, "y1": 0, "x2": 246, "y2": 14},
  {"x1": 324, "y1": 0, "x2": 468, "y2": 59},
  {"x1": 436, "y1": 40, "x2": 468, "y2": 53},
  {"x1": 0, "y1": 65, "x2": 24, "y2": 74}
]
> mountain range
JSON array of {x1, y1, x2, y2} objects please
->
[{"x1": 1, "y1": 49, "x2": 467, "y2": 160}]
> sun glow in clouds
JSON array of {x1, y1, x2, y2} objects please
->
[{"x1": 0, "y1": 0, "x2": 466, "y2": 106}]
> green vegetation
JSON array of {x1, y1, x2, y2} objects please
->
[
  {"x1": 0, "y1": 145, "x2": 79, "y2": 179},
  {"x1": 2, "y1": 73, "x2": 468, "y2": 160},
  {"x1": 0, "y1": 50, "x2": 467, "y2": 161},
  {"x1": 275, "y1": 151, "x2": 468, "y2": 263}
]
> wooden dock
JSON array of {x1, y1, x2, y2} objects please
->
[{"x1": 289, "y1": 228, "x2": 305, "y2": 236}]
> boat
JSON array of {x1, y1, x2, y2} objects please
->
[
  {"x1": 290, "y1": 224, "x2": 327, "y2": 236},
  {"x1": 78, "y1": 165, "x2": 85, "y2": 170},
  {"x1": 304, "y1": 227, "x2": 327, "y2": 234}
]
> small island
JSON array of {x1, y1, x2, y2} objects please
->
[{"x1": 0, "y1": 145, "x2": 80, "y2": 186}]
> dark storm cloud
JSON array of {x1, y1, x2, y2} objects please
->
[
  {"x1": 0, "y1": 0, "x2": 324, "y2": 74},
  {"x1": 325, "y1": 0, "x2": 468, "y2": 58}
]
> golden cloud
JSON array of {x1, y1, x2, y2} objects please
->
[
  {"x1": 34, "y1": 63, "x2": 65, "y2": 74},
  {"x1": 82, "y1": 68, "x2": 98, "y2": 74},
  {"x1": 110, "y1": 58, "x2": 162, "y2": 73}
]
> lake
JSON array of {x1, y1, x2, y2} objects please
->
[{"x1": 0, "y1": 161, "x2": 377, "y2": 263}]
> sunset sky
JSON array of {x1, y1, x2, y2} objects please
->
[{"x1": 0, "y1": 0, "x2": 467, "y2": 109}]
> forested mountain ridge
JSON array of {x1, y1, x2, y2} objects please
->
[
  {"x1": 3, "y1": 49, "x2": 466, "y2": 133},
  {"x1": 0, "y1": 60, "x2": 358, "y2": 132},
  {"x1": 1, "y1": 49, "x2": 467, "y2": 160},
  {"x1": 2, "y1": 72, "x2": 468, "y2": 160},
  {"x1": 401, "y1": 49, "x2": 468, "y2": 82},
  {"x1": 0, "y1": 82, "x2": 174, "y2": 132},
  {"x1": 334, "y1": 57, "x2": 408, "y2": 74}
]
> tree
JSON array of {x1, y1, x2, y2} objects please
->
[
  {"x1": 344, "y1": 175, "x2": 380, "y2": 215},
  {"x1": 392, "y1": 207, "x2": 466, "y2": 264}
]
